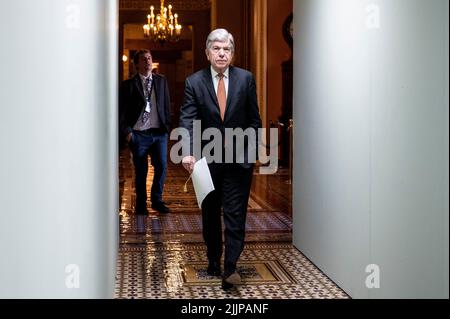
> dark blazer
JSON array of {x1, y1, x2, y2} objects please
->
[
  {"x1": 179, "y1": 66, "x2": 262, "y2": 166},
  {"x1": 119, "y1": 73, "x2": 172, "y2": 141}
]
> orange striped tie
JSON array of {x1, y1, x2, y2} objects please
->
[{"x1": 217, "y1": 73, "x2": 226, "y2": 121}]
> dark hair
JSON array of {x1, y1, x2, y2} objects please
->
[{"x1": 133, "y1": 49, "x2": 152, "y2": 66}]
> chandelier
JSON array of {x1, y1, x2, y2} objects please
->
[{"x1": 143, "y1": 0, "x2": 182, "y2": 44}]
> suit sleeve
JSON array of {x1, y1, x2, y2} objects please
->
[
  {"x1": 163, "y1": 76, "x2": 172, "y2": 129},
  {"x1": 247, "y1": 75, "x2": 262, "y2": 160},
  {"x1": 247, "y1": 75, "x2": 262, "y2": 131},
  {"x1": 179, "y1": 78, "x2": 198, "y2": 157}
]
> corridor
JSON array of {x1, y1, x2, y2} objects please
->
[{"x1": 114, "y1": 149, "x2": 349, "y2": 299}]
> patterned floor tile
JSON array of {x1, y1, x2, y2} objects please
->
[
  {"x1": 116, "y1": 149, "x2": 349, "y2": 299},
  {"x1": 115, "y1": 242, "x2": 349, "y2": 299}
]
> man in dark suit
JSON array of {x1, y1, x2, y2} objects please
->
[
  {"x1": 179, "y1": 29, "x2": 262, "y2": 290},
  {"x1": 119, "y1": 50, "x2": 171, "y2": 215}
]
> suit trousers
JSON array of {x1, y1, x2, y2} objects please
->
[
  {"x1": 201, "y1": 163, "x2": 253, "y2": 276},
  {"x1": 130, "y1": 130, "x2": 168, "y2": 211}
]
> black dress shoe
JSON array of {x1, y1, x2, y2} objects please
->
[
  {"x1": 221, "y1": 272, "x2": 241, "y2": 290},
  {"x1": 221, "y1": 278, "x2": 234, "y2": 290},
  {"x1": 151, "y1": 201, "x2": 170, "y2": 214},
  {"x1": 207, "y1": 261, "x2": 221, "y2": 277},
  {"x1": 223, "y1": 272, "x2": 242, "y2": 285}
]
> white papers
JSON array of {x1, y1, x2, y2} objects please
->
[{"x1": 191, "y1": 158, "x2": 215, "y2": 208}]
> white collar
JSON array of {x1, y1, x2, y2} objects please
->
[
  {"x1": 139, "y1": 73, "x2": 153, "y2": 81},
  {"x1": 210, "y1": 66, "x2": 229, "y2": 79}
]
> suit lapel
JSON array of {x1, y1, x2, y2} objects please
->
[
  {"x1": 224, "y1": 66, "x2": 238, "y2": 122},
  {"x1": 202, "y1": 69, "x2": 221, "y2": 116},
  {"x1": 152, "y1": 75, "x2": 161, "y2": 113},
  {"x1": 134, "y1": 75, "x2": 146, "y2": 103}
]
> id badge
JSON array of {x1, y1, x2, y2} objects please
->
[{"x1": 145, "y1": 101, "x2": 151, "y2": 113}]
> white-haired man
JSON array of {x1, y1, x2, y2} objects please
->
[{"x1": 179, "y1": 29, "x2": 262, "y2": 290}]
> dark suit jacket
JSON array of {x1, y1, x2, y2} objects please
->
[
  {"x1": 119, "y1": 73, "x2": 172, "y2": 142},
  {"x1": 179, "y1": 66, "x2": 262, "y2": 166}
]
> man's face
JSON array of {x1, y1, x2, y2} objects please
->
[
  {"x1": 137, "y1": 53, "x2": 153, "y2": 74},
  {"x1": 206, "y1": 40, "x2": 233, "y2": 73}
]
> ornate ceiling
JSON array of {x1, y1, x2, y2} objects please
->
[{"x1": 119, "y1": 0, "x2": 211, "y2": 11}]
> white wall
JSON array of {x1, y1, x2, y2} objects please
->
[
  {"x1": 293, "y1": 0, "x2": 449, "y2": 298},
  {"x1": 0, "y1": 0, "x2": 118, "y2": 298}
]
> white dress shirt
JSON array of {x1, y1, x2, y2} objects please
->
[{"x1": 210, "y1": 66, "x2": 229, "y2": 97}]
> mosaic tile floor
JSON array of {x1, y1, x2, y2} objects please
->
[
  {"x1": 115, "y1": 242, "x2": 349, "y2": 299},
  {"x1": 116, "y1": 149, "x2": 349, "y2": 299}
]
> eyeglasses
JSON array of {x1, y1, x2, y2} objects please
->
[{"x1": 210, "y1": 46, "x2": 232, "y2": 54}]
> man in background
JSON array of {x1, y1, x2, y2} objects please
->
[{"x1": 120, "y1": 50, "x2": 172, "y2": 215}]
